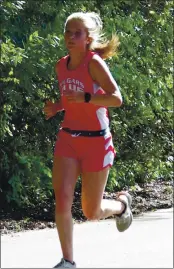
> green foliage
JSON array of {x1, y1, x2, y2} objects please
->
[
  {"x1": 107, "y1": 0, "x2": 173, "y2": 190},
  {"x1": 7, "y1": 153, "x2": 53, "y2": 206},
  {"x1": 1, "y1": 0, "x2": 173, "y2": 206}
]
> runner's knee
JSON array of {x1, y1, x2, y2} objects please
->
[{"x1": 54, "y1": 190, "x2": 73, "y2": 214}]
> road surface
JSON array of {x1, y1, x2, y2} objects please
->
[{"x1": 1, "y1": 208, "x2": 173, "y2": 268}]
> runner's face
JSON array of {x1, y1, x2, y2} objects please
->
[{"x1": 64, "y1": 19, "x2": 90, "y2": 52}]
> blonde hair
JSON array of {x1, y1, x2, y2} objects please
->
[{"x1": 64, "y1": 12, "x2": 120, "y2": 59}]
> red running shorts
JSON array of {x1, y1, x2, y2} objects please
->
[{"x1": 54, "y1": 129, "x2": 116, "y2": 172}]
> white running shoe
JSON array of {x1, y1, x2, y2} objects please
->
[
  {"x1": 115, "y1": 192, "x2": 133, "y2": 232},
  {"x1": 53, "y1": 258, "x2": 76, "y2": 268}
]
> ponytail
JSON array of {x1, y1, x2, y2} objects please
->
[{"x1": 91, "y1": 34, "x2": 120, "y2": 59}]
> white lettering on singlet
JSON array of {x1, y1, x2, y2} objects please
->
[{"x1": 60, "y1": 78, "x2": 84, "y2": 92}]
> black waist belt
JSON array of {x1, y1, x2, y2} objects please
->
[{"x1": 62, "y1": 127, "x2": 108, "y2": 137}]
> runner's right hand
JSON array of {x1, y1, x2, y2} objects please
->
[{"x1": 43, "y1": 100, "x2": 58, "y2": 120}]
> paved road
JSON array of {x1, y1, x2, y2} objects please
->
[{"x1": 1, "y1": 208, "x2": 173, "y2": 268}]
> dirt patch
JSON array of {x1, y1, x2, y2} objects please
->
[{"x1": 1, "y1": 180, "x2": 173, "y2": 235}]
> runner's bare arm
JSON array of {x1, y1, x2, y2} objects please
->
[{"x1": 89, "y1": 55, "x2": 122, "y2": 107}]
